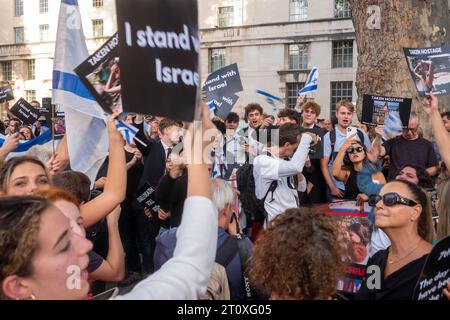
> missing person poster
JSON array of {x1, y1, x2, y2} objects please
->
[
  {"x1": 0, "y1": 84, "x2": 14, "y2": 103},
  {"x1": 39, "y1": 97, "x2": 52, "y2": 125},
  {"x1": 414, "y1": 236, "x2": 450, "y2": 300},
  {"x1": 135, "y1": 182, "x2": 161, "y2": 215},
  {"x1": 53, "y1": 109, "x2": 66, "y2": 140},
  {"x1": 75, "y1": 33, "x2": 121, "y2": 114},
  {"x1": 116, "y1": 0, "x2": 200, "y2": 122},
  {"x1": 9, "y1": 98, "x2": 40, "y2": 125},
  {"x1": 362, "y1": 95, "x2": 411, "y2": 127},
  {"x1": 314, "y1": 201, "x2": 373, "y2": 296},
  {"x1": 404, "y1": 45, "x2": 450, "y2": 97}
]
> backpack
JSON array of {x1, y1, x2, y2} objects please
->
[
  {"x1": 236, "y1": 163, "x2": 278, "y2": 223},
  {"x1": 328, "y1": 128, "x2": 365, "y2": 164},
  {"x1": 199, "y1": 263, "x2": 230, "y2": 300}
]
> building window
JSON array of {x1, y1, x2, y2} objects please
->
[
  {"x1": 93, "y1": 0, "x2": 103, "y2": 7},
  {"x1": 15, "y1": 27, "x2": 24, "y2": 44},
  {"x1": 39, "y1": 0, "x2": 48, "y2": 14},
  {"x1": 289, "y1": 0, "x2": 308, "y2": 21},
  {"x1": 288, "y1": 43, "x2": 309, "y2": 70},
  {"x1": 1, "y1": 62, "x2": 12, "y2": 81},
  {"x1": 39, "y1": 24, "x2": 49, "y2": 41},
  {"x1": 332, "y1": 40, "x2": 353, "y2": 68},
  {"x1": 286, "y1": 82, "x2": 305, "y2": 108},
  {"x1": 330, "y1": 81, "x2": 353, "y2": 117},
  {"x1": 92, "y1": 19, "x2": 104, "y2": 37},
  {"x1": 334, "y1": 0, "x2": 351, "y2": 18},
  {"x1": 26, "y1": 90, "x2": 36, "y2": 102},
  {"x1": 209, "y1": 48, "x2": 226, "y2": 73},
  {"x1": 27, "y1": 60, "x2": 35, "y2": 80},
  {"x1": 15, "y1": 0, "x2": 24, "y2": 17},
  {"x1": 218, "y1": 6, "x2": 234, "y2": 27}
]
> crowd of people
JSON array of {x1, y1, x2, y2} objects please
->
[{"x1": 0, "y1": 91, "x2": 449, "y2": 301}]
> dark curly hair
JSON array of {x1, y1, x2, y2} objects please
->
[{"x1": 250, "y1": 208, "x2": 344, "y2": 300}]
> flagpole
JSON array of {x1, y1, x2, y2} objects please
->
[{"x1": 52, "y1": 104, "x2": 56, "y2": 156}]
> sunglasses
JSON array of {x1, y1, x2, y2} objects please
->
[
  {"x1": 346, "y1": 146, "x2": 364, "y2": 154},
  {"x1": 368, "y1": 192, "x2": 418, "y2": 207}
]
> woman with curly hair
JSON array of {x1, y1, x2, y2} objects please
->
[{"x1": 250, "y1": 207, "x2": 344, "y2": 300}]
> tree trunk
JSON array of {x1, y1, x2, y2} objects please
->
[{"x1": 349, "y1": 0, "x2": 450, "y2": 139}]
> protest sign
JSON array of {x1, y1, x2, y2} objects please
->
[
  {"x1": 404, "y1": 45, "x2": 450, "y2": 97},
  {"x1": 53, "y1": 109, "x2": 66, "y2": 140},
  {"x1": 214, "y1": 94, "x2": 239, "y2": 120},
  {"x1": 204, "y1": 63, "x2": 243, "y2": 100},
  {"x1": 9, "y1": 98, "x2": 40, "y2": 125},
  {"x1": 0, "y1": 84, "x2": 14, "y2": 103},
  {"x1": 135, "y1": 182, "x2": 161, "y2": 215},
  {"x1": 413, "y1": 236, "x2": 450, "y2": 300},
  {"x1": 116, "y1": 0, "x2": 200, "y2": 122},
  {"x1": 362, "y1": 95, "x2": 411, "y2": 126},
  {"x1": 314, "y1": 201, "x2": 373, "y2": 295},
  {"x1": 39, "y1": 97, "x2": 52, "y2": 125},
  {"x1": 75, "y1": 33, "x2": 121, "y2": 114}
]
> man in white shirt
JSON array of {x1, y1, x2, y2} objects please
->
[{"x1": 253, "y1": 123, "x2": 316, "y2": 222}]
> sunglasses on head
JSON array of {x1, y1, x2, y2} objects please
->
[
  {"x1": 368, "y1": 192, "x2": 418, "y2": 207},
  {"x1": 346, "y1": 146, "x2": 364, "y2": 154}
]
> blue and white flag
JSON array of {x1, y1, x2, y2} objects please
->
[
  {"x1": 52, "y1": 0, "x2": 108, "y2": 185},
  {"x1": 116, "y1": 120, "x2": 138, "y2": 145},
  {"x1": 256, "y1": 90, "x2": 284, "y2": 111},
  {"x1": 0, "y1": 130, "x2": 52, "y2": 153},
  {"x1": 298, "y1": 67, "x2": 319, "y2": 97},
  {"x1": 383, "y1": 111, "x2": 403, "y2": 141}
]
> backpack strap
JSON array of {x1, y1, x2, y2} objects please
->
[
  {"x1": 261, "y1": 151, "x2": 278, "y2": 204},
  {"x1": 235, "y1": 234, "x2": 255, "y2": 300},
  {"x1": 215, "y1": 235, "x2": 238, "y2": 268}
]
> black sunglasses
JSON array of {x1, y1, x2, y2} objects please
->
[
  {"x1": 368, "y1": 192, "x2": 418, "y2": 207},
  {"x1": 346, "y1": 146, "x2": 364, "y2": 154}
]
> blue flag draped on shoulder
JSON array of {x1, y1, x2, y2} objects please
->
[
  {"x1": 298, "y1": 67, "x2": 319, "y2": 97},
  {"x1": 52, "y1": 0, "x2": 108, "y2": 185}
]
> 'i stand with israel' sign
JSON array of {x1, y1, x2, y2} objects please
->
[{"x1": 116, "y1": 0, "x2": 200, "y2": 122}]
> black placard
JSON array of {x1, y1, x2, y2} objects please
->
[
  {"x1": 116, "y1": 0, "x2": 200, "y2": 121},
  {"x1": 361, "y1": 95, "x2": 412, "y2": 128},
  {"x1": 0, "y1": 84, "x2": 14, "y2": 103},
  {"x1": 135, "y1": 182, "x2": 161, "y2": 214},
  {"x1": 404, "y1": 45, "x2": 450, "y2": 97},
  {"x1": 203, "y1": 63, "x2": 243, "y2": 102},
  {"x1": 74, "y1": 33, "x2": 121, "y2": 114},
  {"x1": 414, "y1": 236, "x2": 450, "y2": 300},
  {"x1": 214, "y1": 94, "x2": 239, "y2": 120},
  {"x1": 39, "y1": 97, "x2": 52, "y2": 125},
  {"x1": 9, "y1": 98, "x2": 40, "y2": 125}
]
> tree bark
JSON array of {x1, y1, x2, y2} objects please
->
[{"x1": 349, "y1": 0, "x2": 450, "y2": 139}]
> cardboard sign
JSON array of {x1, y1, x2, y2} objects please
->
[
  {"x1": 135, "y1": 182, "x2": 161, "y2": 214},
  {"x1": 314, "y1": 201, "x2": 373, "y2": 295},
  {"x1": 303, "y1": 125, "x2": 327, "y2": 159},
  {"x1": 53, "y1": 110, "x2": 66, "y2": 140},
  {"x1": 204, "y1": 63, "x2": 243, "y2": 101},
  {"x1": 116, "y1": 0, "x2": 200, "y2": 121},
  {"x1": 75, "y1": 33, "x2": 121, "y2": 114},
  {"x1": 9, "y1": 98, "x2": 40, "y2": 125},
  {"x1": 414, "y1": 236, "x2": 450, "y2": 300},
  {"x1": 404, "y1": 45, "x2": 450, "y2": 97},
  {"x1": 0, "y1": 84, "x2": 14, "y2": 103},
  {"x1": 214, "y1": 94, "x2": 239, "y2": 120}
]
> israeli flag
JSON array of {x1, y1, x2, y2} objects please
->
[
  {"x1": 298, "y1": 67, "x2": 319, "y2": 97},
  {"x1": 256, "y1": 90, "x2": 284, "y2": 111},
  {"x1": 0, "y1": 130, "x2": 52, "y2": 153},
  {"x1": 116, "y1": 120, "x2": 138, "y2": 145},
  {"x1": 52, "y1": 0, "x2": 108, "y2": 185},
  {"x1": 383, "y1": 111, "x2": 403, "y2": 140}
]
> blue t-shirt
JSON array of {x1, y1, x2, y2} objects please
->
[{"x1": 323, "y1": 126, "x2": 371, "y2": 190}]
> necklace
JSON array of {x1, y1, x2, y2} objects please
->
[{"x1": 388, "y1": 239, "x2": 422, "y2": 265}]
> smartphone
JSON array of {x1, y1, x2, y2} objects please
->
[
  {"x1": 91, "y1": 287, "x2": 119, "y2": 300},
  {"x1": 347, "y1": 126, "x2": 357, "y2": 139}
]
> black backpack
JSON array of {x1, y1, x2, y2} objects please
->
[{"x1": 236, "y1": 163, "x2": 278, "y2": 223}]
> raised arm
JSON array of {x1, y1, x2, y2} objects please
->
[
  {"x1": 332, "y1": 136, "x2": 354, "y2": 182},
  {"x1": 113, "y1": 104, "x2": 218, "y2": 300},
  {"x1": 422, "y1": 93, "x2": 450, "y2": 170},
  {"x1": 0, "y1": 133, "x2": 20, "y2": 163},
  {"x1": 80, "y1": 117, "x2": 126, "y2": 228},
  {"x1": 89, "y1": 206, "x2": 125, "y2": 282}
]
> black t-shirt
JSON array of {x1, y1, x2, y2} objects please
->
[
  {"x1": 383, "y1": 136, "x2": 438, "y2": 181},
  {"x1": 355, "y1": 248, "x2": 428, "y2": 300}
]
